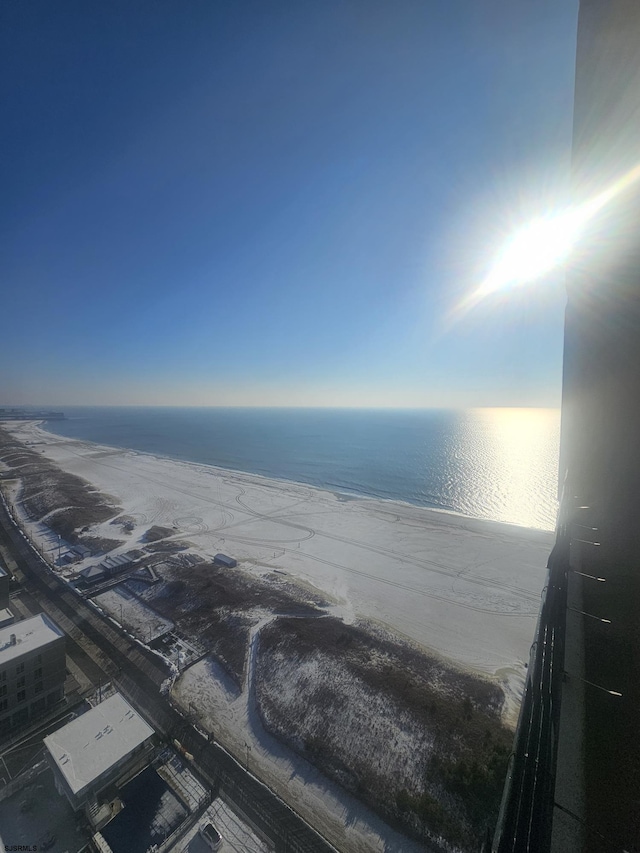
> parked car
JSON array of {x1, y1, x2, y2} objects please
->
[{"x1": 199, "y1": 822, "x2": 222, "y2": 851}]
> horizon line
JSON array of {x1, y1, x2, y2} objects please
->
[{"x1": 0, "y1": 402, "x2": 561, "y2": 411}]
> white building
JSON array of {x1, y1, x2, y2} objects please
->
[{"x1": 44, "y1": 692, "x2": 156, "y2": 820}]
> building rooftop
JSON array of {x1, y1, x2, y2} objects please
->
[
  {"x1": 80, "y1": 565, "x2": 105, "y2": 579},
  {"x1": 71, "y1": 544, "x2": 92, "y2": 558},
  {"x1": 0, "y1": 613, "x2": 64, "y2": 665},
  {"x1": 0, "y1": 608, "x2": 15, "y2": 627},
  {"x1": 44, "y1": 693, "x2": 154, "y2": 795},
  {"x1": 100, "y1": 554, "x2": 133, "y2": 571}
]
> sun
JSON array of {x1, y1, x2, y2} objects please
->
[
  {"x1": 456, "y1": 159, "x2": 640, "y2": 316},
  {"x1": 477, "y1": 211, "x2": 583, "y2": 300}
]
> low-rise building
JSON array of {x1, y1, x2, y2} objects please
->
[
  {"x1": 71, "y1": 543, "x2": 93, "y2": 560},
  {"x1": 100, "y1": 554, "x2": 134, "y2": 577},
  {"x1": 213, "y1": 553, "x2": 237, "y2": 568},
  {"x1": 79, "y1": 565, "x2": 106, "y2": 585},
  {"x1": 44, "y1": 692, "x2": 156, "y2": 826},
  {"x1": 0, "y1": 613, "x2": 66, "y2": 734}
]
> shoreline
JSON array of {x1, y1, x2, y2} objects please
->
[
  {"x1": 36, "y1": 419, "x2": 555, "y2": 541},
  {"x1": 41, "y1": 414, "x2": 558, "y2": 534}
]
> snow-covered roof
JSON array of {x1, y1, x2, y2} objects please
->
[
  {"x1": 44, "y1": 693, "x2": 154, "y2": 796},
  {"x1": 101, "y1": 554, "x2": 133, "y2": 571},
  {"x1": 214, "y1": 553, "x2": 236, "y2": 566},
  {"x1": 0, "y1": 608, "x2": 14, "y2": 628},
  {"x1": 80, "y1": 565, "x2": 105, "y2": 579},
  {"x1": 0, "y1": 613, "x2": 64, "y2": 664},
  {"x1": 71, "y1": 544, "x2": 92, "y2": 557}
]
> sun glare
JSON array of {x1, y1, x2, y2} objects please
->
[
  {"x1": 477, "y1": 211, "x2": 583, "y2": 299},
  {"x1": 456, "y1": 160, "x2": 640, "y2": 316}
]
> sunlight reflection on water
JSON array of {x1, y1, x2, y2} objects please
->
[
  {"x1": 47, "y1": 406, "x2": 561, "y2": 531},
  {"x1": 440, "y1": 408, "x2": 560, "y2": 529}
]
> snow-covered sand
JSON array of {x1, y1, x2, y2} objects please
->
[
  {"x1": 94, "y1": 586, "x2": 174, "y2": 641},
  {"x1": 1, "y1": 420, "x2": 555, "y2": 852},
  {"x1": 6, "y1": 420, "x2": 552, "y2": 695}
]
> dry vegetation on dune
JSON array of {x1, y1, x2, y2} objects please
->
[
  {"x1": 255, "y1": 617, "x2": 512, "y2": 851},
  {"x1": 127, "y1": 561, "x2": 326, "y2": 685},
  {"x1": 142, "y1": 525, "x2": 175, "y2": 542},
  {"x1": 0, "y1": 428, "x2": 121, "y2": 541},
  {"x1": 144, "y1": 539, "x2": 192, "y2": 554},
  {"x1": 78, "y1": 535, "x2": 125, "y2": 554}
]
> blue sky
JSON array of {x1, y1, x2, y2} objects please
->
[{"x1": 1, "y1": 0, "x2": 578, "y2": 408}]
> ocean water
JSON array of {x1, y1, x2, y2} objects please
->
[{"x1": 44, "y1": 406, "x2": 560, "y2": 530}]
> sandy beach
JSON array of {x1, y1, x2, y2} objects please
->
[
  {"x1": 7, "y1": 420, "x2": 552, "y2": 696},
  {"x1": 0, "y1": 419, "x2": 556, "y2": 851}
]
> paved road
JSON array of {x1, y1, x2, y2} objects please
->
[{"x1": 0, "y1": 496, "x2": 339, "y2": 853}]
